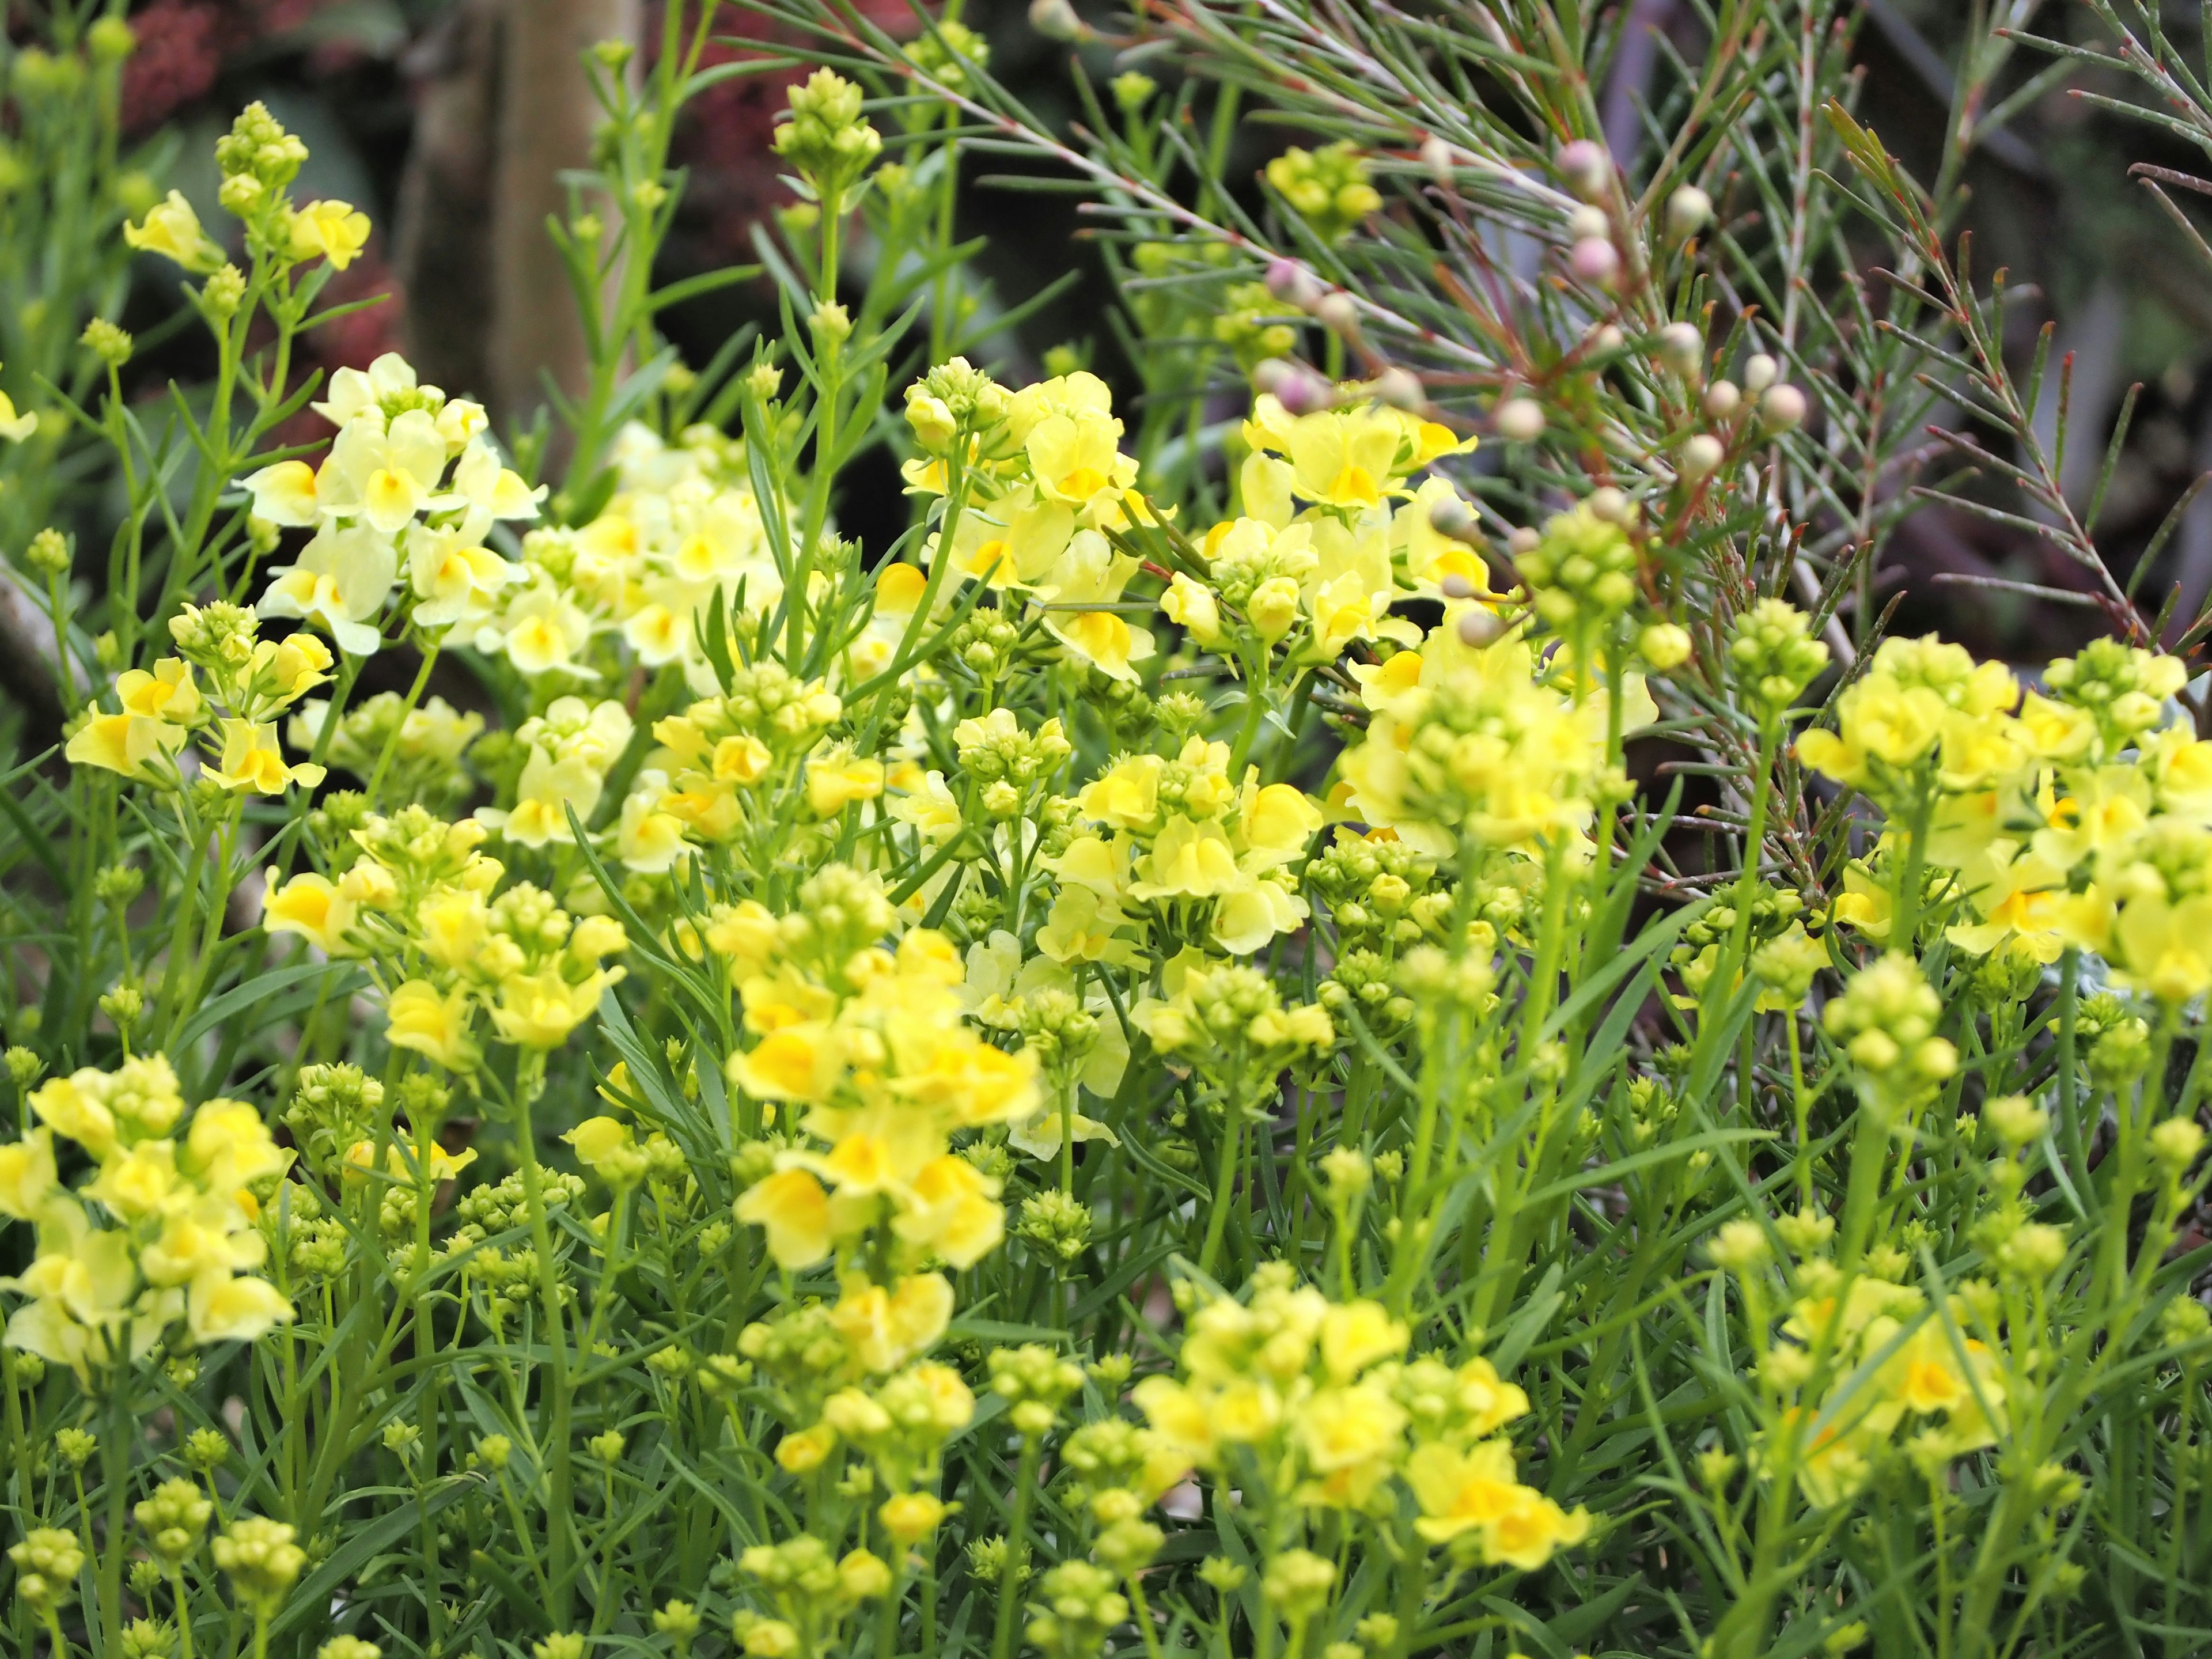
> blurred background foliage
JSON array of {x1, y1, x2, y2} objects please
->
[{"x1": 22, "y1": 0, "x2": 2212, "y2": 676}]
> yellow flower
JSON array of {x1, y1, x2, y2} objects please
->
[
  {"x1": 66, "y1": 708, "x2": 187, "y2": 780},
  {"x1": 1319, "y1": 1300, "x2": 1408, "y2": 1380},
  {"x1": 893, "y1": 1154, "x2": 1004, "y2": 1269},
  {"x1": 1054, "y1": 608, "x2": 1153, "y2": 683},
  {"x1": 1294, "y1": 1382, "x2": 1405, "y2": 1508},
  {"x1": 487, "y1": 968, "x2": 613, "y2": 1048},
  {"x1": 736, "y1": 1168, "x2": 834, "y2": 1268},
  {"x1": 0, "y1": 386, "x2": 37, "y2": 443},
  {"x1": 831, "y1": 1272, "x2": 954, "y2": 1373},
  {"x1": 1408, "y1": 1440, "x2": 1522, "y2": 1543},
  {"x1": 287, "y1": 199, "x2": 372, "y2": 271},
  {"x1": 28, "y1": 1074, "x2": 118, "y2": 1158},
  {"x1": 185, "y1": 1099, "x2": 288, "y2": 1194},
  {"x1": 878, "y1": 1491, "x2": 948, "y2": 1546},
  {"x1": 204, "y1": 719, "x2": 325, "y2": 793},
  {"x1": 1079, "y1": 758, "x2": 1161, "y2": 830},
  {"x1": 565, "y1": 1115, "x2": 632, "y2": 1166},
  {"x1": 1025, "y1": 407, "x2": 1134, "y2": 520},
  {"x1": 0, "y1": 1130, "x2": 58, "y2": 1219},
  {"x1": 2114, "y1": 892, "x2": 2212, "y2": 1003},
  {"x1": 262, "y1": 871, "x2": 359, "y2": 957},
  {"x1": 806, "y1": 748, "x2": 886, "y2": 816},
  {"x1": 1482, "y1": 1488, "x2": 1591, "y2": 1571},
  {"x1": 116, "y1": 659, "x2": 202, "y2": 726},
  {"x1": 384, "y1": 979, "x2": 479, "y2": 1071},
  {"x1": 259, "y1": 522, "x2": 399, "y2": 656},
  {"x1": 86, "y1": 1141, "x2": 180, "y2": 1221},
  {"x1": 1454, "y1": 1357, "x2": 1531, "y2": 1437},
  {"x1": 340, "y1": 1137, "x2": 476, "y2": 1186},
  {"x1": 1129, "y1": 815, "x2": 1242, "y2": 899},
  {"x1": 124, "y1": 190, "x2": 225, "y2": 272},
  {"x1": 732, "y1": 1021, "x2": 842, "y2": 1104},
  {"x1": 1036, "y1": 885, "x2": 1135, "y2": 965},
  {"x1": 241, "y1": 459, "x2": 321, "y2": 528},
  {"x1": 319, "y1": 410, "x2": 448, "y2": 535},
  {"x1": 1211, "y1": 875, "x2": 1309, "y2": 956},
  {"x1": 188, "y1": 1273, "x2": 294, "y2": 1344}
]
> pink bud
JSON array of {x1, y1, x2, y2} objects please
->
[
  {"x1": 1570, "y1": 237, "x2": 1620, "y2": 285},
  {"x1": 1558, "y1": 139, "x2": 1610, "y2": 200},
  {"x1": 1264, "y1": 258, "x2": 1317, "y2": 309},
  {"x1": 1274, "y1": 366, "x2": 1333, "y2": 416}
]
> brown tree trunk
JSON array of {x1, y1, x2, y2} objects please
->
[
  {"x1": 393, "y1": 0, "x2": 639, "y2": 434},
  {"x1": 490, "y1": 0, "x2": 640, "y2": 435}
]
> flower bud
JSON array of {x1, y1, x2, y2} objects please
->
[
  {"x1": 1760, "y1": 384, "x2": 1807, "y2": 431},
  {"x1": 1570, "y1": 237, "x2": 1619, "y2": 285},
  {"x1": 1639, "y1": 622, "x2": 1692, "y2": 668},
  {"x1": 1704, "y1": 379, "x2": 1741, "y2": 419},
  {"x1": 1679, "y1": 434, "x2": 1724, "y2": 480},
  {"x1": 1312, "y1": 291, "x2": 1361, "y2": 337},
  {"x1": 1456, "y1": 608, "x2": 1504, "y2": 648},
  {"x1": 1656, "y1": 321, "x2": 1704, "y2": 377},
  {"x1": 1569, "y1": 204, "x2": 1609, "y2": 241},
  {"x1": 1743, "y1": 353, "x2": 1778, "y2": 395},
  {"x1": 1556, "y1": 138, "x2": 1610, "y2": 200},
  {"x1": 1262, "y1": 257, "x2": 1319, "y2": 310},
  {"x1": 1426, "y1": 491, "x2": 1479, "y2": 543},
  {"x1": 1270, "y1": 364, "x2": 1332, "y2": 416},
  {"x1": 1028, "y1": 0, "x2": 1083, "y2": 40},
  {"x1": 1372, "y1": 367, "x2": 1423, "y2": 411},
  {"x1": 1493, "y1": 396, "x2": 1545, "y2": 442},
  {"x1": 1248, "y1": 575, "x2": 1302, "y2": 644},
  {"x1": 1419, "y1": 134, "x2": 1453, "y2": 187},
  {"x1": 1666, "y1": 184, "x2": 1712, "y2": 240}
]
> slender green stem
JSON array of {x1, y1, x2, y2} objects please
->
[{"x1": 988, "y1": 1437, "x2": 1044, "y2": 1659}]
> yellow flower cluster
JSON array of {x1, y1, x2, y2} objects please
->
[
  {"x1": 0, "y1": 1056, "x2": 293, "y2": 1376},
  {"x1": 477, "y1": 421, "x2": 783, "y2": 685},
  {"x1": 1340, "y1": 627, "x2": 1652, "y2": 855},
  {"x1": 65, "y1": 602, "x2": 331, "y2": 791},
  {"x1": 264, "y1": 805, "x2": 627, "y2": 1062},
  {"x1": 648, "y1": 662, "x2": 857, "y2": 844},
  {"x1": 1760, "y1": 1272, "x2": 2008, "y2": 1508},
  {"x1": 718, "y1": 867, "x2": 1034, "y2": 1359},
  {"x1": 908, "y1": 368, "x2": 1157, "y2": 681},
  {"x1": 1132, "y1": 1271, "x2": 1588, "y2": 1571},
  {"x1": 1800, "y1": 635, "x2": 2212, "y2": 998},
  {"x1": 1146, "y1": 395, "x2": 1476, "y2": 676},
  {"x1": 1056, "y1": 736, "x2": 1324, "y2": 959},
  {"x1": 243, "y1": 351, "x2": 540, "y2": 657}
]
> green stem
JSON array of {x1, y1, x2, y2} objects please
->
[
  {"x1": 1197, "y1": 1099, "x2": 1244, "y2": 1278},
  {"x1": 988, "y1": 1437, "x2": 1043, "y2": 1659},
  {"x1": 515, "y1": 1073, "x2": 577, "y2": 1624}
]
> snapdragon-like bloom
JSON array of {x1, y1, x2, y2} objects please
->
[{"x1": 259, "y1": 523, "x2": 398, "y2": 655}]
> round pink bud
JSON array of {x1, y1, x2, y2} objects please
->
[
  {"x1": 1274, "y1": 366, "x2": 1333, "y2": 416},
  {"x1": 1557, "y1": 139, "x2": 1609, "y2": 200},
  {"x1": 1570, "y1": 238, "x2": 1620, "y2": 285},
  {"x1": 1264, "y1": 258, "x2": 1319, "y2": 309}
]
